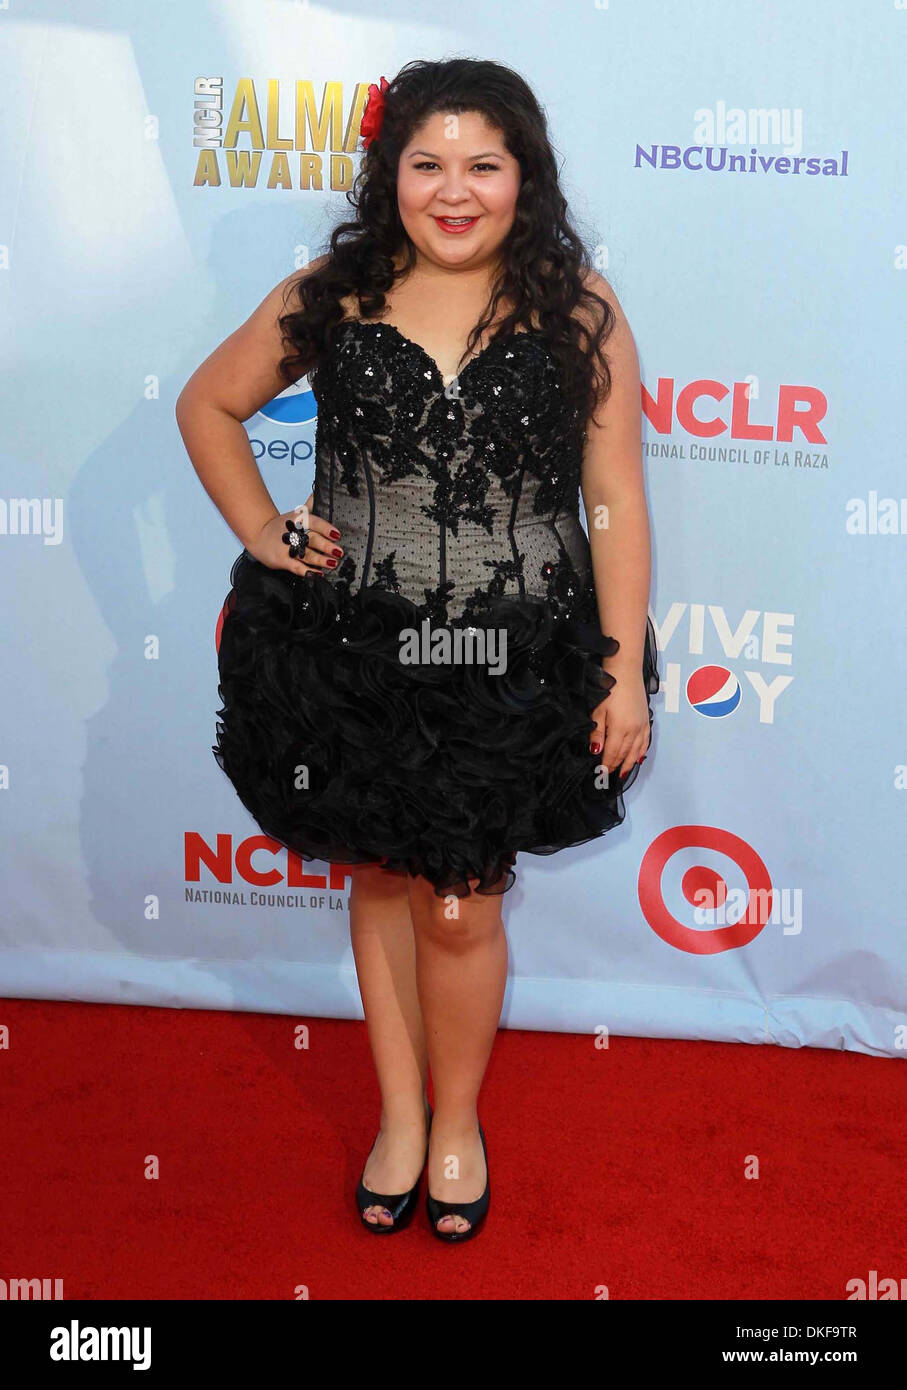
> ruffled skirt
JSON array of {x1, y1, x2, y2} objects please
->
[{"x1": 213, "y1": 552, "x2": 660, "y2": 898}]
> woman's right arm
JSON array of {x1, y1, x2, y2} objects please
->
[{"x1": 175, "y1": 257, "x2": 341, "y2": 573}]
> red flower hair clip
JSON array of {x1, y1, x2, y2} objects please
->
[{"x1": 360, "y1": 76, "x2": 389, "y2": 149}]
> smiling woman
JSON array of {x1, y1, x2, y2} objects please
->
[
  {"x1": 176, "y1": 56, "x2": 659, "y2": 1247},
  {"x1": 379, "y1": 110, "x2": 527, "y2": 376},
  {"x1": 403, "y1": 133, "x2": 518, "y2": 243}
]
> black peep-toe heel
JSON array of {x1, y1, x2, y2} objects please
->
[
  {"x1": 356, "y1": 1104, "x2": 432, "y2": 1234},
  {"x1": 426, "y1": 1123, "x2": 489, "y2": 1243}
]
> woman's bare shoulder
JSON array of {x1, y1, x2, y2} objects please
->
[{"x1": 575, "y1": 267, "x2": 628, "y2": 329}]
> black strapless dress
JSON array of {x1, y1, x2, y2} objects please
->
[{"x1": 213, "y1": 319, "x2": 660, "y2": 897}]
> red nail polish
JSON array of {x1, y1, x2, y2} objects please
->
[
  {"x1": 332, "y1": 547, "x2": 343, "y2": 557},
  {"x1": 591, "y1": 742, "x2": 601, "y2": 754},
  {"x1": 330, "y1": 529, "x2": 341, "y2": 540},
  {"x1": 326, "y1": 558, "x2": 337, "y2": 568}
]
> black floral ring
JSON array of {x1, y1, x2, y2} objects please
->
[{"x1": 281, "y1": 515, "x2": 309, "y2": 560}]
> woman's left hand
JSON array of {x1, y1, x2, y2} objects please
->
[{"x1": 590, "y1": 667, "x2": 651, "y2": 780}]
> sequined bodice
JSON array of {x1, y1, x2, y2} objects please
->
[{"x1": 309, "y1": 318, "x2": 594, "y2": 625}]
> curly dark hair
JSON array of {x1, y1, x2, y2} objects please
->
[{"x1": 276, "y1": 57, "x2": 616, "y2": 427}]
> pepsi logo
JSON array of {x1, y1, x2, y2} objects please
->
[
  {"x1": 686, "y1": 663, "x2": 741, "y2": 717},
  {"x1": 257, "y1": 375, "x2": 317, "y2": 426}
]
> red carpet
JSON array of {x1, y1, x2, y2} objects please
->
[{"x1": 0, "y1": 997, "x2": 902, "y2": 1300}]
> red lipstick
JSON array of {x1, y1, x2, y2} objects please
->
[{"x1": 433, "y1": 215, "x2": 480, "y2": 235}]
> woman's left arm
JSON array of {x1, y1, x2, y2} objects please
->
[{"x1": 579, "y1": 271, "x2": 654, "y2": 779}]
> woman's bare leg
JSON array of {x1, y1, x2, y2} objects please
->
[
  {"x1": 349, "y1": 863, "x2": 430, "y2": 1227},
  {"x1": 408, "y1": 875, "x2": 508, "y2": 1234}
]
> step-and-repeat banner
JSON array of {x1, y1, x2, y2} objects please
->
[{"x1": 2, "y1": 3, "x2": 904, "y2": 1057}]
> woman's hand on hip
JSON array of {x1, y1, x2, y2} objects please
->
[{"x1": 245, "y1": 494, "x2": 343, "y2": 576}]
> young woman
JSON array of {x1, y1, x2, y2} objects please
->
[{"x1": 176, "y1": 57, "x2": 659, "y2": 1243}]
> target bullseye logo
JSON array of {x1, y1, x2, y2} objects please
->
[
  {"x1": 686, "y1": 664, "x2": 741, "y2": 717},
  {"x1": 639, "y1": 825, "x2": 772, "y2": 954}
]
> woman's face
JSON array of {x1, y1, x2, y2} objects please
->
[{"x1": 396, "y1": 109, "x2": 521, "y2": 271}]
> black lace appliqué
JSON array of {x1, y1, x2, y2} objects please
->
[
  {"x1": 333, "y1": 553, "x2": 357, "y2": 591},
  {"x1": 371, "y1": 550, "x2": 401, "y2": 593},
  {"x1": 420, "y1": 579, "x2": 457, "y2": 627},
  {"x1": 461, "y1": 555, "x2": 524, "y2": 612},
  {"x1": 540, "y1": 551, "x2": 596, "y2": 621},
  {"x1": 311, "y1": 321, "x2": 594, "y2": 623}
]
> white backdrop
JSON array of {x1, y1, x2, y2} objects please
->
[{"x1": 2, "y1": 1, "x2": 905, "y2": 1058}]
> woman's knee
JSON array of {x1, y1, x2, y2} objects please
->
[{"x1": 411, "y1": 887, "x2": 503, "y2": 951}]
